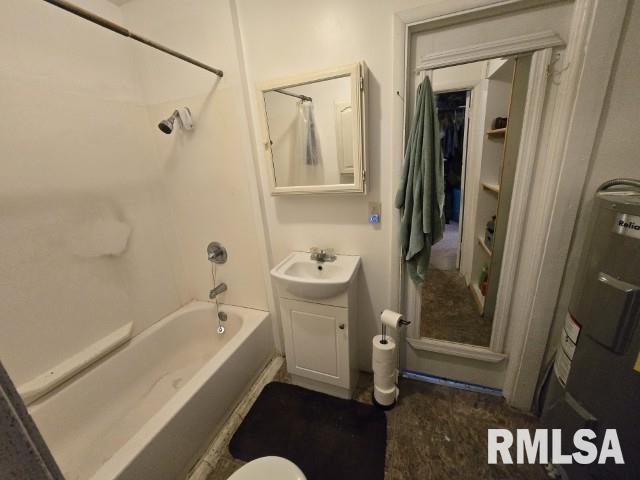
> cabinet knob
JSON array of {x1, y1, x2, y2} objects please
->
[{"x1": 339, "y1": 324, "x2": 345, "y2": 330}]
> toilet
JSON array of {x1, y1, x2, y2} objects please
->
[{"x1": 227, "y1": 456, "x2": 306, "y2": 480}]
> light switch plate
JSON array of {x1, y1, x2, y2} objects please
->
[{"x1": 368, "y1": 201, "x2": 381, "y2": 224}]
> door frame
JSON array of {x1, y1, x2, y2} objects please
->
[
  {"x1": 457, "y1": 89, "x2": 472, "y2": 271},
  {"x1": 390, "y1": 0, "x2": 628, "y2": 408}
]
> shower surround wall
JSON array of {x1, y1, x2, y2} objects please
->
[
  {"x1": 0, "y1": 0, "x2": 269, "y2": 399},
  {"x1": 120, "y1": 0, "x2": 270, "y2": 312}
]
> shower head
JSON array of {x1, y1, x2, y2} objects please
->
[
  {"x1": 158, "y1": 111, "x2": 178, "y2": 134},
  {"x1": 158, "y1": 107, "x2": 193, "y2": 134}
]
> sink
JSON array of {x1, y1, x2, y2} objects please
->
[{"x1": 270, "y1": 251, "x2": 361, "y2": 300}]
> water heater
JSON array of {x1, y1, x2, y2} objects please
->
[{"x1": 542, "y1": 179, "x2": 640, "y2": 480}]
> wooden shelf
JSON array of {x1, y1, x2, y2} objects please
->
[
  {"x1": 481, "y1": 181, "x2": 500, "y2": 194},
  {"x1": 470, "y1": 283, "x2": 485, "y2": 313},
  {"x1": 477, "y1": 235, "x2": 492, "y2": 257},
  {"x1": 487, "y1": 127, "x2": 507, "y2": 137}
]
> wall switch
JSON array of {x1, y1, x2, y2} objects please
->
[{"x1": 368, "y1": 201, "x2": 381, "y2": 224}]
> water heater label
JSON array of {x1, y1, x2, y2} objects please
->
[
  {"x1": 613, "y1": 213, "x2": 640, "y2": 239},
  {"x1": 564, "y1": 313, "x2": 581, "y2": 343},
  {"x1": 554, "y1": 350, "x2": 571, "y2": 386}
]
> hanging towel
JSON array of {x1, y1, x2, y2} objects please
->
[{"x1": 395, "y1": 77, "x2": 444, "y2": 286}]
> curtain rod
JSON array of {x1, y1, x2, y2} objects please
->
[
  {"x1": 273, "y1": 89, "x2": 312, "y2": 102},
  {"x1": 42, "y1": 0, "x2": 224, "y2": 78}
]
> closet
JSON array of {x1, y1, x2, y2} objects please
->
[{"x1": 465, "y1": 56, "x2": 531, "y2": 318}]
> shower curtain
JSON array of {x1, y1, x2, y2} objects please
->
[{"x1": 296, "y1": 102, "x2": 322, "y2": 166}]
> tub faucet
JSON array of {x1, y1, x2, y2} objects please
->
[{"x1": 209, "y1": 283, "x2": 227, "y2": 299}]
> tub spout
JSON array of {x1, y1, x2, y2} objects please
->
[{"x1": 209, "y1": 283, "x2": 227, "y2": 299}]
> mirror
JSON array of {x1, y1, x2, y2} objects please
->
[
  {"x1": 417, "y1": 54, "x2": 532, "y2": 347},
  {"x1": 258, "y1": 63, "x2": 367, "y2": 195}
]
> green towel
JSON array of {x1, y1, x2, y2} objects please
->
[{"x1": 395, "y1": 77, "x2": 444, "y2": 286}]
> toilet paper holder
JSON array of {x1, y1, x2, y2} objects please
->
[{"x1": 379, "y1": 310, "x2": 410, "y2": 344}]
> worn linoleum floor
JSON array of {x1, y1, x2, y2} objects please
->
[{"x1": 206, "y1": 364, "x2": 547, "y2": 480}]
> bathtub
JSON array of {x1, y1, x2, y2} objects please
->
[{"x1": 29, "y1": 302, "x2": 274, "y2": 480}]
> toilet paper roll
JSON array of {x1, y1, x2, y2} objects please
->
[
  {"x1": 374, "y1": 384, "x2": 397, "y2": 406},
  {"x1": 372, "y1": 358, "x2": 396, "y2": 377},
  {"x1": 374, "y1": 370, "x2": 396, "y2": 390},
  {"x1": 372, "y1": 335, "x2": 395, "y2": 364},
  {"x1": 381, "y1": 309, "x2": 403, "y2": 329}
]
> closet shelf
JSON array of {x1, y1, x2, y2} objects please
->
[
  {"x1": 487, "y1": 127, "x2": 507, "y2": 137},
  {"x1": 481, "y1": 181, "x2": 500, "y2": 194},
  {"x1": 470, "y1": 283, "x2": 485, "y2": 313},
  {"x1": 477, "y1": 235, "x2": 492, "y2": 257}
]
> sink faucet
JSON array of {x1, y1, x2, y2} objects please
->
[
  {"x1": 209, "y1": 283, "x2": 227, "y2": 299},
  {"x1": 310, "y1": 247, "x2": 336, "y2": 263}
]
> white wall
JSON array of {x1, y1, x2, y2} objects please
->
[
  {"x1": 543, "y1": 0, "x2": 640, "y2": 367},
  {"x1": 235, "y1": 0, "x2": 583, "y2": 375},
  {"x1": 431, "y1": 61, "x2": 485, "y2": 92},
  {"x1": 0, "y1": 0, "x2": 269, "y2": 392},
  {"x1": 235, "y1": 0, "x2": 432, "y2": 369}
]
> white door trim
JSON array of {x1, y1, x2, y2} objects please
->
[
  {"x1": 407, "y1": 337, "x2": 506, "y2": 363},
  {"x1": 416, "y1": 30, "x2": 563, "y2": 72},
  {"x1": 501, "y1": 0, "x2": 629, "y2": 409},
  {"x1": 390, "y1": 0, "x2": 628, "y2": 409},
  {"x1": 490, "y1": 47, "x2": 553, "y2": 353}
]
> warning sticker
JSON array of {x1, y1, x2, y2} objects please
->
[
  {"x1": 554, "y1": 350, "x2": 571, "y2": 386},
  {"x1": 564, "y1": 313, "x2": 581, "y2": 343}
]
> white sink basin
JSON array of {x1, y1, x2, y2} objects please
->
[{"x1": 270, "y1": 251, "x2": 361, "y2": 300}]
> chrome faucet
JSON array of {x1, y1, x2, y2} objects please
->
[
  {"x1": 209, "y1": 283, "x2": 227, "y2": 299},
  {"x1": 310, "y1": 247, "x2": 336, "y2": 263}
]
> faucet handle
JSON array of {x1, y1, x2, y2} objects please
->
[{"x1": 324, "y1": 248, "x2": 336, "y2": 261}]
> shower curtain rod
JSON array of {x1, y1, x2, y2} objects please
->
[
  {"x1": 42, "y1": 0, "x2": 224, "y2": 78},
  {"x1": 273, "y1": 89, "x2": 312, "y2": 102}
]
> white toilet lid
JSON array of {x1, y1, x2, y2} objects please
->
[{"x1": 227, "y1": 456, "x2": 306, "y2": 480}]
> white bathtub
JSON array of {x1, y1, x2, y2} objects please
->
[{"x1": 29, "y1": 302, "x2": 274, "y2": 480}]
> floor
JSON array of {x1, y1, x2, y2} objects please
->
[
  {"x1": 420, "y1": 222, "x2": 493, "y2": 346},
  {"x1": 429, "y1": 222, "x2": 459, "y2": 271},
  {"x1": 200, "y1": 359, "x2": 548, "y2": 480},
  {"x1": 420, "y1": 268, "x2": 493, "y2": 346}
]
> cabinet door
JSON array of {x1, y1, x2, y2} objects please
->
[{"x1": 280, "y1": 298, "x2": 349, "y2": 388}]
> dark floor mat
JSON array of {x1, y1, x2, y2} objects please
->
[{"x1": 229, "y1": 382, "x2": 387, "y2": 480}]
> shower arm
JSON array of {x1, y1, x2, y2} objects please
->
[
  {"x1": 273, "y1": 89, "x2": 312, "y2": 102},
  {"x1": 42, "y1": 0, "x2": 224, "y2": 78}
]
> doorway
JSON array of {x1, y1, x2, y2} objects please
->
[
  {"x1": 417, "y1": 56, "x2": 532, "y2": 352},
  {"x1": 419, "y1": 87, "x2": 494, "y2": 345},
  {"x1": 392, "y1": 0, "x2": 625, "y2": 408},
  {"x1": 431, "y1": 90, "x2": 469, "y2": 273}
]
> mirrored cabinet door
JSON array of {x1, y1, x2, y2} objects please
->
[{"x1": 257, "y1": 63, "x2": 367, "y2": 195}]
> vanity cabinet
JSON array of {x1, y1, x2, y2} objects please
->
[{"x1": 278, "y1": 285, "x2": 358, "y2": 399}]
